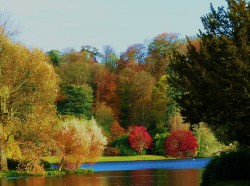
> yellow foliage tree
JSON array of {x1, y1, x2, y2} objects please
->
[{"x1": 0, "y1": 31, "x2": 59, "y2": 172}]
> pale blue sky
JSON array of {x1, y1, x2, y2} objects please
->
[{"x1": 0, "y1": 0, "x2": 227, "y2": 54}]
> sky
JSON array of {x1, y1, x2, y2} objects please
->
[{"x1": 0, "y1": 0, "x2": 227, "y2": 54}]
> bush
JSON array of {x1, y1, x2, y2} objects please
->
[
  {"x1": 7, "y1": 159, "x2": 19, "y2": 170},
  {"x1": 112, "y1": 135, "x2": 139, "y2": 156},
  {"x1": 40, "y1": 160, "x2": 51, "y2": 170},
  {"x1": 194, "y1": 125, "x2": 227, "y2": 157},
  {"x1": 128, "y1": 126, "x2": 152, "y2": 154},
  {"x1": 149, "y1": 127, "x2": 168, "y2": 137},
  {"x1": 165, "y1": 130, "x2": 198, "y2": 158},
  {"x1": 153, "y1": 132, "x2": 170, "y2": 155},
  {"x1": 110, "y1": 120, "x2": 126, "y2": 140},
  {"x1": 54, "y1": 118, "x2": 107, "y2": 170},
  {"x1": 103, "y1": 147, "x2": 120, "y2": 156},
  {"x1": 201, "y1": 149, "x2": 250, "y2": 186}
]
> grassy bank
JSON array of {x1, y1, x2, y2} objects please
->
[
  {"x1": 98, "y1": 155, "x2": 169, "y2": 162},
  {"x1": 44, "y1": 155, "x2": 170, "y2": 164},
  {"x1": 0, "y1": 169, "x2": 94, "y2": 178}
]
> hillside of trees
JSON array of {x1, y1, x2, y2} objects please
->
[{"x1": 0, "y1": 0, "x2": 249, "y2": 179}]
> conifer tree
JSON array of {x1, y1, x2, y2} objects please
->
[{"x1": 168, "y1": 0, "x2": 250, "y2": 146}]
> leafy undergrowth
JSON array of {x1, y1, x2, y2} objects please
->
[
  {"x1": 213, "y1": 180, "x2": 250, "y2": 186},
  {"x1": 0, "y1": 168, "x2": 93, "y2": 178}
]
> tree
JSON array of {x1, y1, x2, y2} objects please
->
[
  {"x1": 91, "y1": 64, "x2": 118, "y2": 114},
  {"x1": 110, "y1": 120, "x2": 126, "y2": 140},
  {"x1": 81, "y1": 45, "x2": 100, "y2": 63},
  {"x1": 121, "y1": 43, "x2": 147, "y2": 65},
  {"x1": 117, "y1": 67, "x2": 136, "y2": 127},
  {"x1": 56, "y1": 84, "x2": 93, "y2": 119},
  {"x1": 130, "y1": 70, "x2": 155, "y2": 127},
  {"x1": 0, "y1": 33, "x2": 59, "y2": 171},
  {"x1": 146, "y1": 33, "x2": 180, "y2": 80},
  {"x1": 117, "y1": 67, "x2": 155, "y2": 128},
  {"x1": 101, "y1": 45, "x2": 117, "y2": 72},
  {"x1": 54, "y1": 118, "x2": 107, "y2": 170},
  {"x1": 47, "y1": 50, "x2": 61, "y2": 66},
  {"x1": 56, "y1": 61, "x2": 92, "y2": 86},
  {"x1": 165, "y1": 130, "x2": 198, "y2": 158},
  {"x1": 194, "y1": 124, "x2": 227, "y2": 157},
  {"x1": 168, "y1": 0, "x2": 250, "y2": 146},
  {"x1": 94, "y1": 102, "x2": 114, "y2": 134},
  {"x1": 128, "y1": 126, "x2": 152, "y2": 154}
]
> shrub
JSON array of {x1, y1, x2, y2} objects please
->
[
  {"x1": 153, "y1": 132, "x2": 170, "y2": 155},
  {"x1": 7, "y1": 159, "x2": 19, "y2": 170},
  {"x1": 128, "y1": 126, "x2": 152, "y2": 154},
  {"x1": 40, "y1": 160, "x2": 51, "y2": 170},
  {"x1": 103, "y1": 147, "x2": 120, "y2": 156},
  {"x1": 54, "y1": 118, "x2": 107, "y2": 170},
  {"x1": 201, "y1": 149, "x2": 250, "y2": 186},
  {"x1": 110, "y1": 120, "x2": 126, "y2": 140},
  {"x1": 194, "y1": 124, "x2": 227, "y2": 157},
  {"x1": 165, "y1": 130, "x2": 198, "y2": 158},
  {"x1": 112, "y1": 135, "x2": 138, "y2": 156}
]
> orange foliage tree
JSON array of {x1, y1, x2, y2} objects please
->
[{"x1": 54, "y1": 118, "x2": 107, "y2": 170}]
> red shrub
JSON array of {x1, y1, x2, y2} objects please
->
[
  {"x1": 128, "y1": 126, "x2": 152, "y2": 154},
  {"x1": 165, "y1": 130, "x2": 198, "y2": 158}
]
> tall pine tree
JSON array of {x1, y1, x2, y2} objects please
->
[{"x1": 168, "y1": 0, "x2": 250, "y2": 146}]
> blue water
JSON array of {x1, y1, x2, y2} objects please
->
[{"x1": 52, "y1": 158, "x2": 211, "y2": 172}]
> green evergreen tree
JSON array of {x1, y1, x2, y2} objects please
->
[
  {"x1": 57, "y1": 85, "x2": 93, "y2": 119},
  {"x1": 168, "y1": 0, "x2": 250, "y2": 146}
]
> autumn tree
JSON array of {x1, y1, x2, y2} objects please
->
[
  {"x1": 130, "y1": 70, "x2": 155, "y2": 127},
  {"x1": 0, "y1": 32, "x2": 59, "y2": 171},
  {"x1": 168, "y1": 0, "x2": 250, "y2": 146},
  {"x1": 117, "y1": 67, "x2": 136, "y2": 127},
  {"x1": 101, "y1": 45, "x2": 117, "y2": 71},
  {"x1": 146, "y1": 33, "x2": 180, "y2": 80},
  {"x1": 60, "y1": 49, "x2": 92, "y2": 63},
  {"x1": 56, "y1": 61, "x2": 92, "y2": 86},
  {"x1": 91, "y1": 63, "x2": 118, "y2": 107},
  {"x1": 81, "y1": 45, "x2": 100, "y2": 63},
  {"x1": 54, "y1": 118, "x2": 107, "y2": 170},
  {"x1": 110, "y1": 120, "x2": 126, "y2": 140},
  {"x1": 121, "y1": 43, "x2": 147, "y2": 65},
  {"x1": 165, "y1": 130, "x2": 198, "y2": 158},
  {"x1": 94, "y1": 102, "x2": 114, "y2": 134},
  {"x1": 128, "y1": 126, "x2": 152, "y2": 154}
]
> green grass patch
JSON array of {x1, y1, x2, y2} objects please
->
[
  {"x1": 98, "y1": 155, "x2": 169, "y2": 162},
  {"x1": 44, "y1": 155, "x2": 170, "y2": 164},
  {"x1": 0, "y1": 170, "x2": 34, "y2": 178}
]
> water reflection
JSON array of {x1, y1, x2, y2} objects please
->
[{"x1": 0, "y1": 169, "x2": 203, "y2": 186}]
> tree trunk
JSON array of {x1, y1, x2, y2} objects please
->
[
  {"x1": 58, "y1": 158, "x2": 65, "y2": 171},
  {"x1": 0, "y1": 87, "x2": 9, "y2": 170},
  {"x1": 0, "y1": 123, "x2": 8, "y2": 171}
]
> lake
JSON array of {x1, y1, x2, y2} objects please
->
[
  {"x1": 0, "y1": 169, "x2": 203, "y2": 186},
  {"x1": 0, "y1": 158, "x2": 210, "y2": 186}
]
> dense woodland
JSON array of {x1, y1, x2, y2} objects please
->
[{"x1": 0, "y1": 0, "x2": 249, "y2": 177}]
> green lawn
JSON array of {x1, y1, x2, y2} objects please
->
[
  {"x1": 44, "y1": 155, "x2": 170, "y2": 164},
  {"x1": 98, "y1": 155, "x2": 169, "y2": 162}
]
